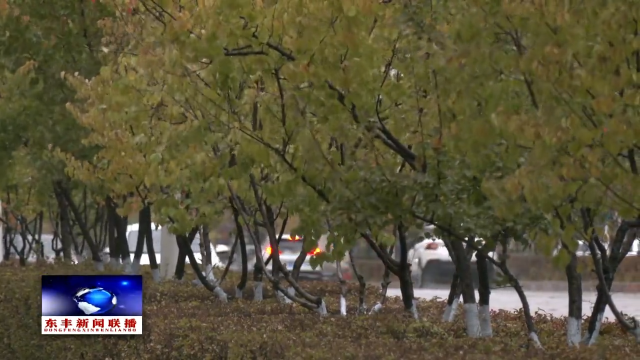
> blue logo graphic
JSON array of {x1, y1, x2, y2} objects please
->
[
  {"x1": 42, "y1": 275, "x2": 142, "y2": 317},
  {"x1": 73, "y1": 287, "x2": 117, "y2": 315}
]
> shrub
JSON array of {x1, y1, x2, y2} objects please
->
[{"x1": 0, "y1": 262, "x2": 634, "y2": 359}]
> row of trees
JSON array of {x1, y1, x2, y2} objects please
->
[{"x1": 1, "y1": 0, "x2": 639, "y2": 349}]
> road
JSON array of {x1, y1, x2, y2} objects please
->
[{"x1": 388, "y1": 288, "x2": 640, "y2": 320}]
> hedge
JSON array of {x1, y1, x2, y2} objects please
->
[{"x1": 0, "y1": 262, "x2": 636, "y2": 359}]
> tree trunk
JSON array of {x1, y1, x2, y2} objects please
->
[
  {"x1": 253, "y1": 261, "x2": 264, "y2": 301},
  {"x1": 34, "y1": 212, "x2": 44, "y2": 260},
  {"x1": 178, "y1": 233, "x2": 228, "y2": 301},
  {"x1": 106, "y1": 196, "x2": 131, "y2": 269},
  {"x1": 14, "y1": 221, "x2": 29, "y2": 266},
  {"x1": 106, "y1": 198, "x2": 119, "y2": 268},
  {"x1": 450, "y1": 239, "x2": 479, "y2": 337},
  {"x1": 442, "y1": 274, "x2": 460, "y2": 323},
  {"x1": 349, "y1": 249, "x2": 367, "y2": 315},
  {"x1": 583, "y1": 222, "x2": 637, "y2": 345},
  {"x1": 476, "y1": 251, "x2": 492, "y2": 337},
  {"x1": 495, "y1": 252, "x2": 544, "y2": 349},
  {"x1": 218, "y1": 234, "x2": 238, "y2": 286},
  {"x1": 142, "y1": 209, "x2": 160, "y2": 281},
  {"x1": 131, "y1": 206, "x2": 149, "y2": 274},
  {"x1": 54, "y1": 188, "x2": 73, "y2": 261},
  {"x1": 565, "y1": 250, "x2": 582, "y2": 347},
  {"x1": 397, "y1": 222, "x2": 417, "y2": 319},
  {"x1": 56, "y1": 182, "x2": 103, "y2": 270},
  {"x1": 230, "y1": 198, "x2": 248, "y2": 298},
  {"x1": 201, "y1": 225, "x2": 214, "y2": 281},
  {"x1": 250, "y1": 221, "x2": 264, "y2": 301},
  {"x1": 370, "y1": 246, "x2": 393, "y2": 315},
  {"x1": 175, "y1": 228, "x2": 199, "y2": 280},
  {"x1": 174, "y1": 237, "x2": 191, "y2": 280},
  {"x1": 236, "y1": 224, "x2": 248, "y2": 298},
  {"x1": 115, "y1": 211, "x2": 131, "y2": 272},
  {"x1": 2, "y1": 216, "x2": 12, "y2": 261}
]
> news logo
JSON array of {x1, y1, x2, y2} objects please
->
[{"x1": 41, "y1": 275, "x2": 142, "y2": 335}]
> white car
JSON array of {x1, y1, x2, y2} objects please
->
[
  {"x1": 409, "y1": 233, "x2": 496, "y2": 288},
  {"x1": 259, "y1": 234, "x2": 351, "y2": 280}
]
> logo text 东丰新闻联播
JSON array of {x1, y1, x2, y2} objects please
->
[{"x1": 41, "y1": 275, "x2": 143, "y2": 335}]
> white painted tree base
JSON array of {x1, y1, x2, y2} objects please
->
[
  {"x1": 236, "y1": 288, "x2": 243, "y2": 299},
  {"x1": 108, "y1": 258, "x2": 120, "y2": 268},
  {"x1": 410, "y1": 299, "x2": 419, "y2": 320},
  {"x1": 442, "y1": 305, "x2": 453, "y2": 322},
  {"x1": 479, "y1": 305, "x2": 493, "y2": 337},
  {"x1": 253, "y1": 282, "x2": 263, "y2": 301},
  {"x1": 567, "y1": 317, "x2": 581, "y2": 346},
  {"x1": 122, "y1": 257, "x2": 132, "y2": 273},
  {"x1": 369, "y1": 302, "x2": 382, "y2": 314},
  {"x1": 284, "y1": 287, "x2": 295, "y2": 303},
  {"x1": 442, "y1": 296, "x2": 460, "y2": 322},
  {"x1": 316, "y1": 300, "x2": 327, "y2": 316},
  {"x1": 275, "y1": 290, "x2": 286, "y2": 303},
  {"x1": 131, "y1": 259, "x2": 141, "y2": 274},
  {"x1": 340, "y1": 295, "x2": 347, "y2": 316},
  {"x1": 464, "y1": 304, "x2": 480, "y2": 338},
  {"x1": 583, "y1": 312, "x2": 604, "y2": 345},
  {"x1": 151, "y1": 268, "x2": 160, "y2": 282},
  {"x1": 529, "y1": 332, "x2": 544, "y2": 349},
  {"x1": 204, "y1": 264, "x2": 215, "y2": 282},
  {"x1": 213, "y1": 286, "x2": 228, "y2": 302}
]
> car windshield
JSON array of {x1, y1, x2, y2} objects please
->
[{"x1": 126, "y1": 230, "x2": 205, "y2": 254}]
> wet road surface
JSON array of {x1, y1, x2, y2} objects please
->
[{"x1": 388, "y1": 287, "x2": 640, "y2": 321}]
